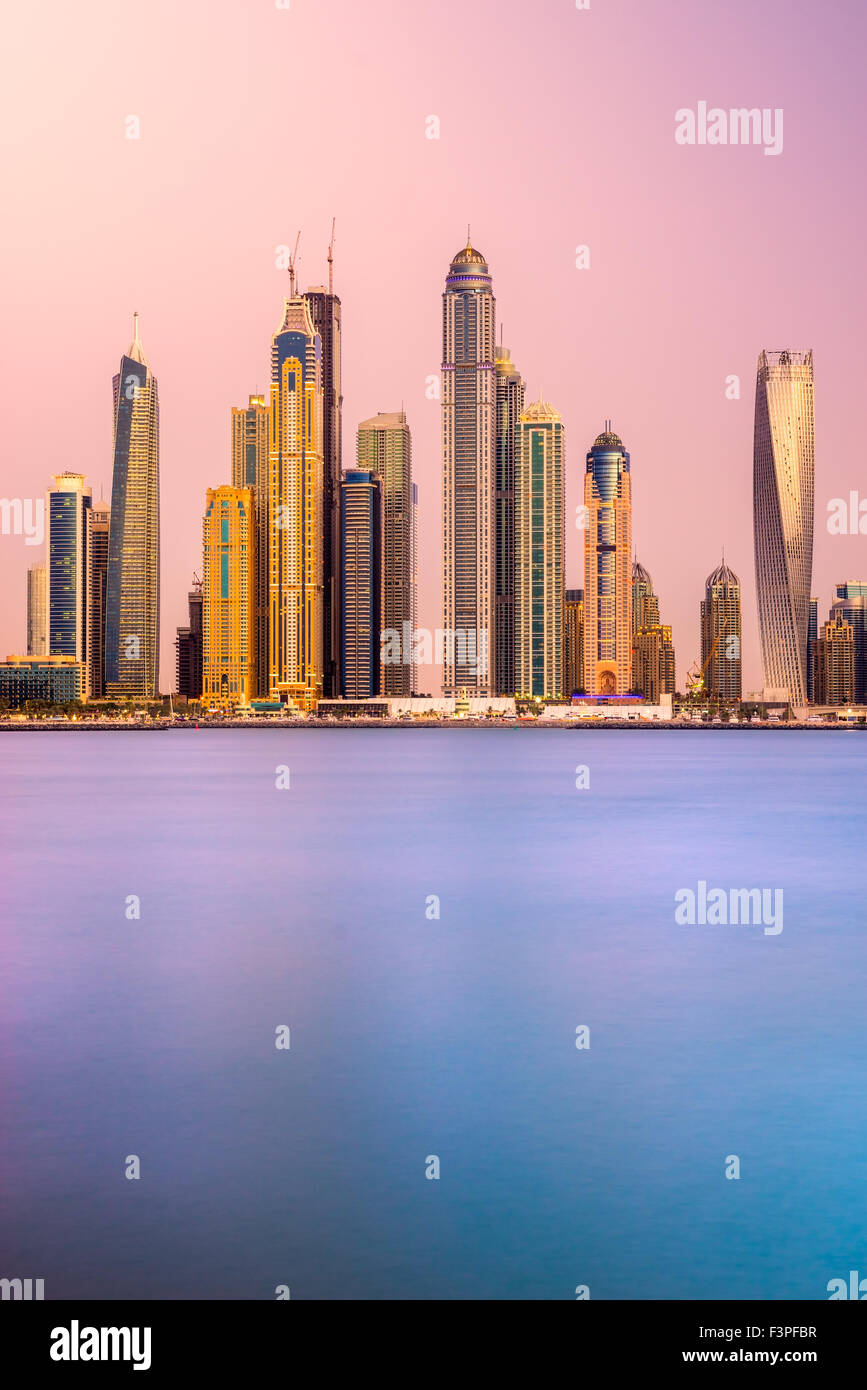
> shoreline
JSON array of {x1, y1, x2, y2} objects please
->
[{"x1": 1, "y1": 719, "x2": 861, "y2": 732}]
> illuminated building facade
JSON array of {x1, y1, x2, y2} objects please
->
[
  {"x1": 232, "y1": 394, "x2": 270, "y2": 695},
  {"x1": 701, "y1": 559, "x2": 742, "y2": 701},
  {"x1": 583, "y1": 425, "x2": 632, "y2": 695},
  {"x1": 268, "y1": 293, "x2": 324, "y2": 710},
  {"x1": 26, "y1": 563, "x2": 47, "y2": 656},
  {"x1": 563, "y1": 589, "x2": 584, "y2": 695},
  {"x1": 202, "y1": 486, "x2": 256, "y2": 708}
]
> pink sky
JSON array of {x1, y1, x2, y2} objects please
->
[{"x1": 1, "y1": 0, "x2": 865, "y2": 692}]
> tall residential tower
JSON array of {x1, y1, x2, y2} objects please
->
[
  {"x1": 105, "y1": 314, "x2": 160, "y2": 698},
  {"x1": 514, "y1": 397, "x2": 564, "y2": 699},
  {"x1": 442, "y1": 237, "x2": 496, "y2": 695},
  {"x1": 268, "y1": 292, "x2": 324, "y2": 710},
  {"x1": 753, "y1": 349, "x2": 814, "y2": 704},
  {"x1": 357, "y1": 411, "x2": 412, "y2": 696},
  {"x1": 583, "y1": 425, "x2": 633, "y2": 695}
]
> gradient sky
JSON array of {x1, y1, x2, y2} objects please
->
[{"x1": 1, "y1": 0, "x2": 865, "y2": 692}]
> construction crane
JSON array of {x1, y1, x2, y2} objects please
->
[
  {"x1": 328, "y1": 217, "x2": 336, "y2": 294},
  {"x1": 686, "y1": 621, "x2": 730, "y2": 700},
  {"x1": 288, "y1": 230, "x2": 301, "y2": 296}
]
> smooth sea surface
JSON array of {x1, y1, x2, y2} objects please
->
[{"x1": 1, "y1": 728, "x2": 865, "y2": 1301}]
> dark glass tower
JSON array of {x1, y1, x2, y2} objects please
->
[
  {"x1": 305, "y1": 272, "x2": 343, "y2": 698},
  {"x1": 105, "y1": 314, "x2": 160, "y2": 698},
  {"x1": 341, "y1": 469, "x2": 382, "y2": 699},
  {"x1": 494, "y1": 345, "x2": 524, "y2": 694}
]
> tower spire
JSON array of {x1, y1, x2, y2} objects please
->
[
  {"x1": 328, "y1": 217, "x2": 336, "y2": 295},
  {"x1": 128, "y1": 311, "x2": 146, "y2": 364}
]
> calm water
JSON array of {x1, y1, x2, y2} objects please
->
[{"x1": 1, "y1": 729, "x2": 865, "y2": 1300}]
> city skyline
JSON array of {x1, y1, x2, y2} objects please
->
[{"x1": 4, "y1": 245, "x2": 861, "y2": 707}]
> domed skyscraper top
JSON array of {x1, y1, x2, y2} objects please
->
[
  {"x1": 446, "y1": 232, "x2": 492, "y2": 289},
  {"x1": 592, "y1": 424, "x2": 624, "y2": 451},
  {"x1": 706, "y1": 557, "x2": 740, "y2": 589}
]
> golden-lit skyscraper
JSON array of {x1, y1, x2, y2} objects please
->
[
  {"x1": 515, "y1": 397, "x2": 564, "y2": 699},
  {"x1": 232, "y1": 394, "x2": 269, "y2": 695},
  {"x1": 105, "y1": 314, "x2": 160, "y2": 698},
  {"x1": 268, "y1": 292, "x2": 324, "y2": 710},
  {"x1": 583, "y1": 425, "x2": 632, "y2": 695},
  {"x1": 356, "y1": 411, "x2": 412, "y2": 697},
  {"x1": 701, "y1": 559, "x2": 742, "y2": 701},
  {"x1": 563, "y1": 589, "x2": 584, "y2": 696},
  {"x1": 632, "y1": 560, "x2": 659, "y2": 633},
  {"x1": 202, "y1": 486, "x2": 256, "y2": 708},
  {"x1": 814, "y1": 611, "x2": 855, "y2": 705},
  {"x1": 26, "y1": 563, "x2": 47, "y2": 656},
  {"x1": 633, "y1": 624, "x2": 676, "y2": 704},
  {"x1": 630, "y1": 559, "x2": 675, "y2": 702}
]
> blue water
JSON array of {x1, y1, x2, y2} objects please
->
[{"x1": 1, "y1": 729, "x2": 865, "y2": 1300}]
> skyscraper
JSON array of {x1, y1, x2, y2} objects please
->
[
  {"x1": 46, "y1": 472, "x2": 91, "y2": 664},
  {"x1": 630, "y1": 559, "x2": 675, "y2": 702},
  {"x1": 583, "y1": 425, "x2": 632, "y2": 695},
  {"x1": 341, "y1": 468, "x2": 382, "y2": 699},
  {"x1": 700, "y1": 559, "x2": 742, "y2": 702},
  {"x1": 268, "y1": 292, "x2": 324, "y2": 710},
  {"x1": 232, "y1": 394, "x2": 270, "y2": 695},
  {"x1": 26, "y1": 563, "x2": 47, "y2": 656},
  {"x1": 494, "y1": 344, "x2": 524, "y2": 695},
  {"x1": 563, "y1": 589, "x2": 584, "y2": 696},
  {"x1": 85, "y1": 501, "x2": 110, "y2": 697},
  {"x1": 514, "y1": 397, "x2": 564, "y2": 700},
  {"x1": 105, "y1": 314, "x2": 160, "y2": 698},
  {"x1": 814, "y1": 611, "x2": 855, "y2": 705},
  {"x1": 305, "y1": 250, "x2": 343, "y2": 699},
  {"x1": 176, "y1": 579, "x2": 203, "y2": 699},
  {"x1": 411, "y1": 481, "x2": 419, "y2": 683},
  {"x1": 831, "y1": 582, "x2": 867, "y2": 704},
  {"x1": 632, "y1": 624, "x2": 676, "y2": 704},
  {"x1": 202, "y1": 486, "x2": 256, "y2": 709},
  {"x1": 442, "y1": 237, "x2": 496, "y2": 696},
  {"x1": 753, "y1": 349, "x2": 814, "y2": 704},
  {"x1": 807, "y1": 596, "x2": 819, "y2": 703},
  {"x1": 357, "y1": 411, "x2": 412, "y2": 696},
  {"x1": 632, "y1": 560, "x2": 659, "y2": 633}
]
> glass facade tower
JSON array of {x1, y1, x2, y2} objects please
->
[
  {"x1": 105, "y1": 314, "x2": 160, "y2": 698},
  {"x1": 753, "y1": 349, "x2": 814, "y2": 704}
]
